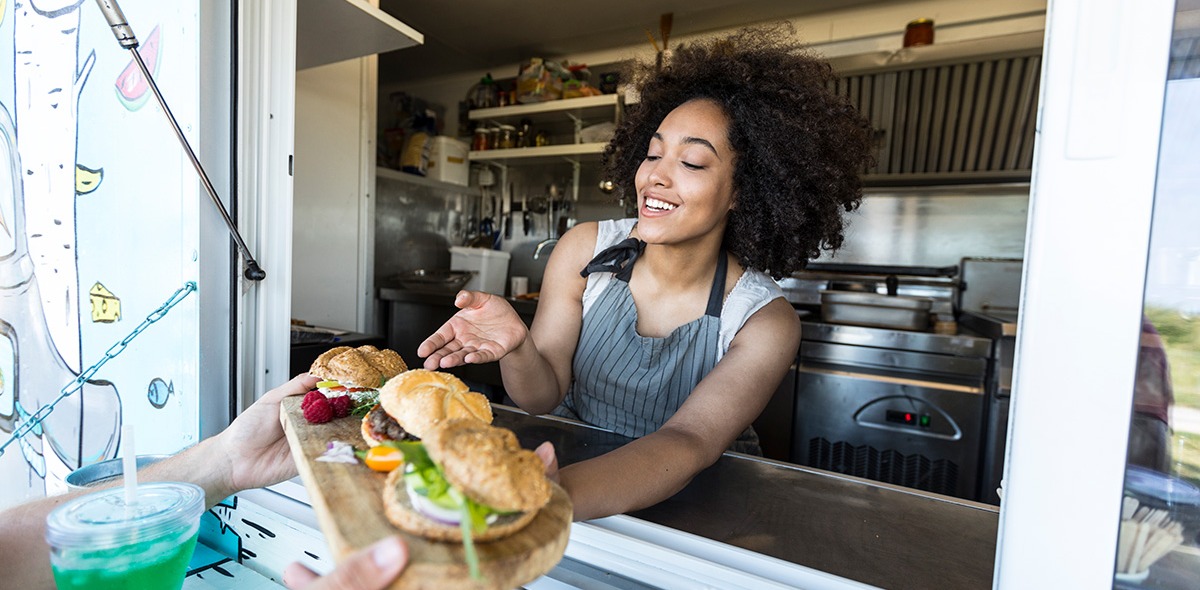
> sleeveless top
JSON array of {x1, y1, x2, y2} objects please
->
[{"x1": 552, "y1": 219, "x2": 784, "y2": 454}]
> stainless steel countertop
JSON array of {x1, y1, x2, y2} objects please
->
[
  {"x1": 493, "y1": 406, "x2": 1000, "y2": 590},
  {"x1": 378, "y1": 286, "x2": 539, "y2": 316}
]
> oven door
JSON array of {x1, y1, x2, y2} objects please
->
[{"x1": 793, "y1": 361, "x2": 985, "y2": 501}]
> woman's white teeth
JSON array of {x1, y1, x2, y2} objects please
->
[{"x1": 645, "y1": 197, "x2": 677, "y2": 211}]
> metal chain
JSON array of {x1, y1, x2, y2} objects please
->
[{"x1": 0, "y1": 281, "x2": 198, "y2": 457}]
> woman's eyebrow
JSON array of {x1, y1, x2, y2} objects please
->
[{"x1": 651, "y1": 132, "x2": 722, "y2": 160}]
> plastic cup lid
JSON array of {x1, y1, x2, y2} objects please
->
[{"x1": 45, "y1": 482, "x2": 205, "y2": 550}]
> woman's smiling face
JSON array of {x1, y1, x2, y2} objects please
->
[{"x1": 634, "y1": 99, "x2": 737, "y2": 246}]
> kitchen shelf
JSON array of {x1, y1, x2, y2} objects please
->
[
  {"x1": 468, "y1": 142, "x2": 608, "y2": 164},
  {"x1": 469, "y1": 94, "x2": 621, "y2": 127},
  {"x1": 296, "y1": 0, "x2": 423, "y2": 70},
  {"x1": 376, "y1": 166, "x2": 473, "y2": 192},
  {"x1": 826, "y1": 30, "x2": 1044, "y2": 76}
]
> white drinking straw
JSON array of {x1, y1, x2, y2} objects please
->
[{"x1": 122, "y1": 425, "x2": 138, "y2": 506}]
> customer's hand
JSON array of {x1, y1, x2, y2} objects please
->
[
  {"x1": 535, "y1": 441, "x2": 559, "y2": 484},
  {"x1": 419, "y1": 290, "x2": 528, "y2": 369},
  {"x1": 214, "y1": 373, "x2": 320, "y2": 496},
  {"x1": 284, "y1": 535, "x2": 408, "y2": 590}
]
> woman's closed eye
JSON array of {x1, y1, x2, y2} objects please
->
[{"x1": 643, "y1": 154, "x2": 706, "y2": 171}]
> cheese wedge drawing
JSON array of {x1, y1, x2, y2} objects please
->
[
  {"x1": 75, "y1": 164, "x2": 103, "y2": 195},
  {"x1": 89, "y1": 282, "x2": 121, "y2": 323}
]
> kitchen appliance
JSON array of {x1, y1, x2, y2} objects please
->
[
  {"x1": 820, "y1": 290, "x2": 934, "y2": 331},
  {"x1": 792, "y1": 320, "x2": 992, "y2": 500},
  {"x1": 956, "y1": 257, "x2": 1022, "y2": 504}
]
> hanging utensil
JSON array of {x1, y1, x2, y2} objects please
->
[
  {"x1": 504, "y1": 183, "x2": 513, "y2": 240},
  {"x1": 522, "y1": 193, "x2": 531, "y2": 235}
]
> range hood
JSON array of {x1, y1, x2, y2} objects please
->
[{"x1": 826, "y1": 32, "x2": 1043, "y2": 186}]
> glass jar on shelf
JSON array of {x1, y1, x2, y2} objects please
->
[
  {"x1": 472, "y1": 127, "x2": 489, "y2": 151},
  {"x1": 497, "y1": 124, "x2": 516, "y2": 149},
  {"x1": 517, "y1": 118, "x2": 533, "y2": 148}
]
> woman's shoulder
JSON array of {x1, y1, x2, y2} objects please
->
[
  {"x1": 595, "y1": 218, "x2": 637, "y2": 250},
  {"x1": 729, "y1": 267, "x2": 784, "y2": 304}
]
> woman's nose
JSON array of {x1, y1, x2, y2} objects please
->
[{"x1": 646, "y1": 159, "x2": 669, "y2": 186}]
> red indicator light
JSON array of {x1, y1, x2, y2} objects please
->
[{"x1": 904, "y1": 413, "x2": 913, "y2": 423}]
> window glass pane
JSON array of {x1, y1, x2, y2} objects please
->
[{"x1": 1117, "y1": 3, "x2": 1200, "y2": 586}]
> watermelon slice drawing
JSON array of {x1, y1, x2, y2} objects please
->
[{"x1": 114, "y1": 25, "x2": 162, "y2": 111}]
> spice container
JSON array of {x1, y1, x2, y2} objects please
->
[
  {"x1": 904, "y1": 18, "x2": 935, "y2": 47},
  {"x1": 517, "y1": 118, "x2": 533, "y2": 148},
  {"x1": 497, "y1": 124, "x2": 516, "y2": 149},
  {"x1": 535, "y1": 130, "x2": 550, "y2": 147},
  {"x1": 472, "y1": 127, "x2": 489, "y2": 151}
]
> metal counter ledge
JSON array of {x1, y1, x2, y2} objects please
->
[{"x1": 493, "y1": 405, "x2": 999, "y2": 590}]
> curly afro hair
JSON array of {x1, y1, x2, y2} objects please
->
[{"x1": 604, "y1": 23, "x2": 874, "y2": 279}]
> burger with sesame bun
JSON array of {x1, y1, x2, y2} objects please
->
[
  {"x1": 309, "y1": 345, "x2": 407, "y2": 395},
  {"x1": 360, "y1": 368, "x2": 493, "y2": 448},
  {"x1": 306, "y1": 345, "x2": 407, "y2": 427}
]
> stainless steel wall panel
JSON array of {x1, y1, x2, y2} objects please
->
[
  {"x1": 991, "y1": 58, "x2": 1022, "y2": 170},
  {"x1": 914, "y1": 67, "x2": 938, "y2": 174},
  {"x1": 926, "y1": 65, "x2": 951, "y2": 173},
  {"x1": 1015, "y1": 56, "x2": 1042, "y2": 170},
  {"x1": 963, "y1": 60, "x2": 993, "y2": 173},
  {"x1": 951, "y1": 63, "x2": 979, "y2": 172}
]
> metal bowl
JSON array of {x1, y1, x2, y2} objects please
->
[
  {"x1": 65, "y1": 454, "x2": 172, "y2": 491},
  {"x1": 393, "y1": 269, "x2": 474, "y2": 293}
]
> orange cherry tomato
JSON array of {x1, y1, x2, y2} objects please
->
[{"x1": 363, "y1": 445, "x2": 404, "y2": 472}]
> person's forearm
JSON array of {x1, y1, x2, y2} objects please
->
[
  {"x1": 499, "y1": 335, "x2": 569, "y2": 414},
  {"x1": 558, "y1": 427, "x2": 717, "y2": 521},
  {"x1": 0, "y1": 439, "x2": 231, "y2": 589},
  {"x1": 0, "y1": 487, "x2": 87, "y2": 588},
  {"x1": 139, "y1": 436, "x2": 235, "y2": 509}
]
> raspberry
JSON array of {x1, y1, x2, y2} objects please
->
[
  {"x1": 301, "y1": 390, "x2": 325, "y2": 410},
  {"x1": 328, "y1": 395, "x2": 352, "y2": 418},
  {"x1": 303, "y1": 396, "x2": 333, "y2": 424}
]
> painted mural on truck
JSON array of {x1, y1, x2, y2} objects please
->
[{"x1": 0, "y1": 0, "x2": 202, "y2": 509}]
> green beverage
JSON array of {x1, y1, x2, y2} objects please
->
[{"x1": 46, "y1": 482, "x2": 205, "y2": 590}]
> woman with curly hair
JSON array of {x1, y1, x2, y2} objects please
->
[{"x1": 419, "y1": 24, "x2": 873, "y2": 520}]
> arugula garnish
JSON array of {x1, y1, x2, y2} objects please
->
[{"x1": 349, "y1": 389, "x2": 380, "y2": 417}]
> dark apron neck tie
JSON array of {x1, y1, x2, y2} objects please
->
[
  {"x1": 580, "y1": 237, "x2": 645, "y2": 282},
  {"x1": 704, "y1": 246, "x2": 728, "y2": 317}
]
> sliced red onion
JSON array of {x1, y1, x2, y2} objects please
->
[
  {"x1": 316, "y1": 440, "x2": 358, "y2": 464},
  {"x1": 407, "y1": 484, "x2": 462, "y2": 525}
]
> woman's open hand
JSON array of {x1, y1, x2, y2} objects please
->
[{"x1": 418, "y1": 290, "x2": 528, "y2": 369}]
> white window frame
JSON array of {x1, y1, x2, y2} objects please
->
[
  {"x1": 237, "y1": 0, "x2": 298, "y2": 408},
  {"x1": 994, "y1": 0, "x2": 1176, "y2": 587},
  {"x1": 235, "y1": 0, "x2": 1184, "y2": 586}
]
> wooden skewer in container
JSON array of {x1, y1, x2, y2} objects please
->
[{"x1": 1115, "y1": 496, "x2": 1186, "y2": 577}]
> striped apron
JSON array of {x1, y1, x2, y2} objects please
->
[{"x1": 554, "y1": 237, "x2": 761, "y2": 454}]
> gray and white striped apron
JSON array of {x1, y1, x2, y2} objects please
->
[{"x1": 554, "y1": 237, "x2": 761, "y2": 455}]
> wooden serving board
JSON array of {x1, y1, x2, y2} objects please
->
[{"x1": 280, "y1": 396, "x2": 572, "y2": 590}]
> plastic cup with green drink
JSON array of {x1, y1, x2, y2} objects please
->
[{"x1": 45, "y1": 481, "x2": 205, "y2": 590}]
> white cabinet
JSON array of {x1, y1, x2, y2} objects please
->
[{"x1": 296, "y1": 0, "x2": 422, "y2": 70}]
